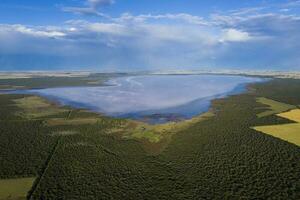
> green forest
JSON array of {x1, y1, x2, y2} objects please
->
[{"x1": 0, "y1": 78, "x2": 299, "y2": 200}]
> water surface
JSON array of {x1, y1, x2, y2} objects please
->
[{"x1": 23, "y1": 75, "x2": 262, "y2": 123}]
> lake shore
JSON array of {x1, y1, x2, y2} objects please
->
[{"x1": 5, "y1": 74, "x2": 264, "y2": 124}]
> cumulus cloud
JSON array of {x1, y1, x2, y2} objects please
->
[
  {"x1": 87, "y1": 23, "x2": 127, "y2": 35},
  {"x1": 64, "y1": 18, "x2": 214, "y2": 44},
  {"x1": 220, "y1": 29, "x2": 251, "y2": 42},
  {"x1": 1, "y1": 6, "x2": 300, "y2": 70}
]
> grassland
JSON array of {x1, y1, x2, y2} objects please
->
[
  {"x1": 0, "y1": 77, "x2": 299, "y2": 199},
  {"x1": 14, "y1": 96, "x2": 69, "y2": 119},
  {"x1": 123, "y1": 111, "x2": 214, "y2": 147},
  {"x1": 256, "y1": 97, "x2": 296, "y2": 117},
  {"x1": 46, "y1": 118, "x2": 100, "y2": 126},
  {"x1": 13, "y1": 95, "x2": 214, "y2": 146},
  {"x1": 0, "y1": 177, "x2": 35, "y2": 200}
]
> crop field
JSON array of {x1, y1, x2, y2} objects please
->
[
  {"x1": 256, "y1": 97, "x2": 296, "y2": 117},
  {"x1": 0, "y1": 177, "x2": 35, "y2": 200},
  {"x1": 0, "y1": 78, "x2": 299, "y2": 199},
  {"x1": 253, "y1": 123, "x2": 300, "y2": 146},
  {"x1": 277, "y1": 109, "x2": 300, "y2": 122},
  {"x1": 253, "y1": 108, "x2": 300, "y2": 146}
]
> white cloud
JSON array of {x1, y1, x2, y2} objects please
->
[
  {"x1": 114, "y1": 13, "x2": 208, "y2": 25},
  {"x1": 87, "y1": 23, "x2": 128, "y2": 35},
  {"x1": 0, "y1": 24, "x2": 66, "y2": 38},
  {"x1": 64, "y1": 17, "x2": 214, "y2": 44},
  {"x1": 220, "y1": 28, "x2": 251, "y2": 42},
  {"x1": 280, "y1": 8, "x2": 290, "y2": 12},
  {"x1": 1, "y1": 9, "x2": 300, "y2": 70},
  {"x1": 229, "y1": 7, "x2": 266, "y2": 16}
]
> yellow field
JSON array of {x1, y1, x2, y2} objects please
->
[
  {"x1": 253, "y1": 123, "x2": 300, "y2": 146},
  {"x1": 254, "y1": 108, "x2": 300, "y2": 147},
  {"x1": 0, "y1": 177, "x2": 35, "y2": 200},
  {"x1": 277, "y1": 109, "x2": 300, "y2": 122}
]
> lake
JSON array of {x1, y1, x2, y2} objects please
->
[{"x1": 23, "y1": 75, "x2": 262, "y2": 123}]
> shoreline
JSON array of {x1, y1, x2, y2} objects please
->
[
  {"x1": 2, "y1": 74, "x2": 266, "y2": 125},
  {"x1": 1, "y1": 70, "x2": 300, "y2": 80}
]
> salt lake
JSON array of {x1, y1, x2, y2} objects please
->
[{"x1": 22, "y1": 75, "x2": 263, "y2": 123}]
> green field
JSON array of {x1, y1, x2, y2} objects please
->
[
  {"x1": 0, "y1": 177, "x2": 35, "y2": 200},
  {"x1": 0, "y1": 77, "x2": 299, "y2": 199},
  {"x1": 256, "y1": 97, "x2": 296, "y2": 118}
]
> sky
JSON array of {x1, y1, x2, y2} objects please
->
[{"x1": 0, "y1": 0, "x2": 300, "y2": 71}]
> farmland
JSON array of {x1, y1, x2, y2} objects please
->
[
  {"x1": 256, "y1": 97, "x2": 296, "y2": 118},
  {"x1": 0, "y1": 77, "x2": 299, "y2": 199},
  {"x1": 277, "y1": 109, "x2": 300, "y2": 122},
  {"x1": 253, "y1": 123, "x2": 300, "y2": 146},
  {"x1": 253, "y1": 108, "x2": 300, "y2": 146},
  {"x1": 0, "y1": 177, "x2": 35, "y2": 200}
]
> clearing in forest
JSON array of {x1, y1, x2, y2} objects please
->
[
  {"x1": 0, "y1": 177, "x2": 35, "y2": 200},
  {"x1": 13, "y1": 96, "x2": 68, "y2": 119}
]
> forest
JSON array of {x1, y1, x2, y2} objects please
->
[
  {"x1": 0, "y1": 73, "x2": 127, "y2": 90},
  {"x1": 0, "y1": 78, "x2": 299, "y2": 200}
]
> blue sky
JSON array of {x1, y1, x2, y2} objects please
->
[{"x1": 0, "y1": 0, "x2": 300, "y2": 71}]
